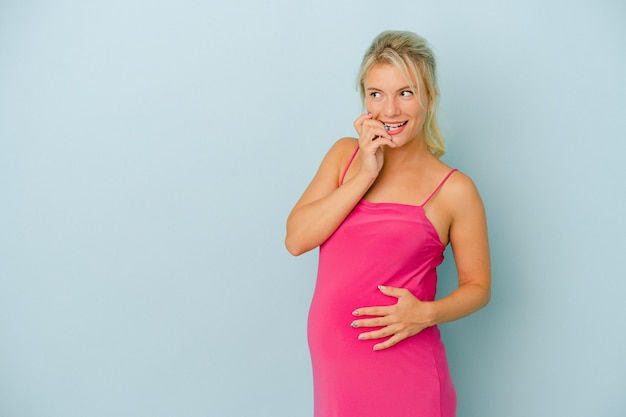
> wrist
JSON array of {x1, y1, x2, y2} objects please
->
[
  {"x1": 353, "y1": 169, "x2": 378, "y2": 187},
  {"x1": 424, "y1": 301, "x2": 440, "y2": 327}
]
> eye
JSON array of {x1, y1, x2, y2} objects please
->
[
  {"x1": 369, "y1": 91, "x2": 382, "y2": 99},
  {"x1": 400, "y1": 90, "x2": 414, "y2": 97}
]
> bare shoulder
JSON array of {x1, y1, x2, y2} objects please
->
[
  {"x1": 290, "y1": 137, "x2": 359, "y2": 209},
  {"x1": 322, "y1": 137, "x2": 359, "y2": 182},
  {"x1": 329, "y1": 137, "x2": 359, "y2": 163},
  {"x1": 441, "y1": 170, "x2": 485, "y2": 212},
  {"x1": 447, "y1": 170, "x2": 480, "y2": 195}
]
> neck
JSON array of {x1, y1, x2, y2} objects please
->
[{"x1": 382, "y1": 134, "x2": 432, "y2": 168}]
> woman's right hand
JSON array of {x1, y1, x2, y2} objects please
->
[
  {"x1": 286, "y1": 115, "x2": 395, "y2": 256},
  {"x1": 353, "y1": 112, "x2": 396, "y2": 179}
]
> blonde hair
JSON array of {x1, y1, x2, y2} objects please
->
[{"x1": 357, "y1": 30, "x2": 445, "y2": 158}]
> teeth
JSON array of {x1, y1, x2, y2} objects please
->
[{"x1": 384, "y1": 122, "x2": 406, "y2": 130}]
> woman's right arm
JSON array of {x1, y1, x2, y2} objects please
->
[
  {"x1": 285, "y1": 114, "x2": 395, "y2": 256},
  {"x1": 285, "y1": 138, "x2": 372, "y2": 255}
]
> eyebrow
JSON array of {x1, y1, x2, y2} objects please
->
[{"x1": 366, "y1": 85, "x2": 413, "y2": 92}]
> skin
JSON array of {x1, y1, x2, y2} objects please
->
[{"x1": 285, "y1": 63, "x2": 491, "y2": 351}]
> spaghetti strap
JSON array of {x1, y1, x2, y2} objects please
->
[
  {"x1": 420, "y1": 168, "x2": 458, "y2": 206},
  {"x1": 340, "y1": 146, "x2": 360, "y2": 185}
]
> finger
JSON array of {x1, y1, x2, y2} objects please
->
[
  {"x1": 352, "y1": 305, "x2": 394, "y2": 317},
  {"x1": 369, "y1": 115, "x2": 394, "y2": 140},
  {"x1": 353, "y1": 112, "x2": 374, "y2": 134},
  {"x1": 373, "y1": 333, "x2": 406, "y2": 351},
  {"x1": 359, "y1": 133, "x2": 392, "y2": 149},
  {"x1": 359, "y1": 132, "x2": 395, "y2": 151},
  {"x1": 371, "y1": 134, "x2": 395, "y2": 143},
  {"x1": 377, "y1": 285, "x2": 411, "y2": 299},
  {"x1": 365, "y1": 122, "x2": 394, "y2": 141},
  {"x1": 350, "y1": 317, "x2": 389, "y2": 329},
  {"x1": 372, "y1": 136, "x2": 398, "y2": 148},
  {"x1": 357, "y1": 326, "x2": 397, "y2": 341},
  {"x1": 357, "y1": 117, "x2": 392, "y2": 138}
]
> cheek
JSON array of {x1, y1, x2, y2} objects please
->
[
  {"x1": 365, "y1": 99, "x2": 382, "y2": 112},
  {"x1": 409, "y1": 103, "x2": 426, "y2": 119}
]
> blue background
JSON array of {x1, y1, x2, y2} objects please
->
[{"x1": 1, "y1": 1, "x2": 625, "y2": 416}]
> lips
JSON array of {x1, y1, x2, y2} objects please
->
[{"x1": 383, "y1": 121, "x2": 408, "y2": 134}]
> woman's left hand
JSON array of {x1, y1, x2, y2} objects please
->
[{"x1": 351, "y1": 285, "x2": 435, "y2": 351}]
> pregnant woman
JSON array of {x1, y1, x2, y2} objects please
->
[{"x1": 285, "y1": 30, "x2": 491, "y2": 417}]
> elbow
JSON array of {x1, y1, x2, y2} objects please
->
[
  {"x1": 284, "y1": 235, "x2": 306, "y2": 256},
  {"x1": 483, "y1": 292, "x2": 491, "y2": 309},
  {"x1": 480, "y1": 285, "x2": 492, "y2": 309}
]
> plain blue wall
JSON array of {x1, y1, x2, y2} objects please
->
[{"x1": 1, "y1": 1, "x2": 625, "y2": 416}]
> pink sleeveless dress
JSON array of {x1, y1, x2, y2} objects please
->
[{"x1": 307, "y1": 147, "x2": 458, "y2": 417}]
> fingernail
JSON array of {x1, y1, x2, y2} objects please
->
[
  {"x1": 358, "y1": 334, "x2": 365, "y2": 340},
  {"x1": 350, "y1": 321, "x2": 357, "y2": 328},
  {"x1": 378, "y1": 285, "x2": 385, "y2": 290},
  {"x1": 367, "y1": 112, "x2": 372, "y2": 117},
  {"x1": 352, "y1": 310, "x2": 359, "y2": 316}
]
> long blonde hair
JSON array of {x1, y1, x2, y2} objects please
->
[{"x1": 357, "y1": 30, "x2": 445, "y2": 158}]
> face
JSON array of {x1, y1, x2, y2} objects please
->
[{"x1": 363, "y1": 63, "x2": 428, "y2": 146}]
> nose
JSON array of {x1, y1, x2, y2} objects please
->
[{"x1": 382, "y1": 96, "x2": 400, "y2": 117}]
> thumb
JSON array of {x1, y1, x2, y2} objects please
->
[{"x1": 377, "y1": 285, "x2": 406, "y2": 298}]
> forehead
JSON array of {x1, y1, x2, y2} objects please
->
[{"x1": 364, "y1": 63, "x2": 419, "y2": 89}]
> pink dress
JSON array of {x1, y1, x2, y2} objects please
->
[{"x1": 307, "y1": 148, "x2": 458, "y2": 417}]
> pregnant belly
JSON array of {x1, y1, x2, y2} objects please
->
[{"x1": 307, "y1": 285, "x2": 394, "y2": 358}]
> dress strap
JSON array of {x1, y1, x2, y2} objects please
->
[
  {"x1": 420, "y1": 169, "x2": 458, "y2": 206},
  {"x1": 340, "y1": 146, "x2": 360, "y2": 185}
]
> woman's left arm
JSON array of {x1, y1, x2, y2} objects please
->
[
  {"x1": 429, "y1": 175, "x2": 491, "y2": 324},
  {"x1": 351, "y1": 175, "x2": 491, "y2": 350}
]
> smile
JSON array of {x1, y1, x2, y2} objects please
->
[{"x1": 383, "y1": 121, "x2": 408, "y2": 132}]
